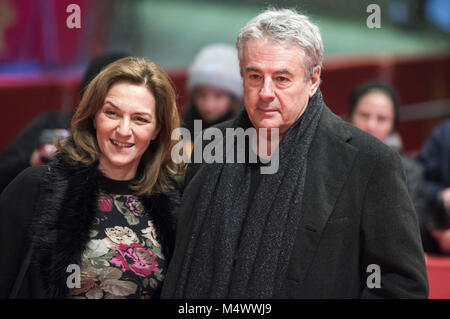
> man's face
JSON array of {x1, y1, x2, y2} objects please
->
[{"x1": 241, "y1": 38, "x2": 321, "y2": 139}]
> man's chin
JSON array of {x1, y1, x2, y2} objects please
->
[{"x1": 253, "y1": 122, "x2": 280, "y2": 132}]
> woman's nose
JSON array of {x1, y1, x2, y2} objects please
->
[{"x1": 116, "y1": 118, "x2": 132, "y2": 136}]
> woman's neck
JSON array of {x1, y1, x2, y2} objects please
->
[{"x1": 97, "y1": 163, "x2": 136, "y2": 181}]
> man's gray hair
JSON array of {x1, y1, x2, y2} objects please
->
[{"x1": 236, "y1": 8, "x2": 323, "y2": 79}]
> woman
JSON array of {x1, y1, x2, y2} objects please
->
[
  {"x1": 182, "y1": 43, "x2": 243, "y2": 152},
  {"x1": 0, "y1": 57, "x2": 183, "y2": 299}
]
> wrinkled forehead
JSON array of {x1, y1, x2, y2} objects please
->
[
  {"x1": 243, "y1": 36, "x2": 303, "y2": 55},
  {"x1": 241, "y1": 38, "x2": 306, "y2": 71}
]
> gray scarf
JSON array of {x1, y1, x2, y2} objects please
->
[{"x1": 169, "y1": 90, "x2": 324, "y2": 298}]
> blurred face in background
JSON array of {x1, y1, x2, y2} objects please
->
[
  {"x1": 351, "y1": 91, "x2": 395, "y2": 142},
  {"x1": 94, "y1": 81, "x2": 160, "y2": 180},
  {"x1": 194, "y1": 85, "x2": 232, "y2": 123}
]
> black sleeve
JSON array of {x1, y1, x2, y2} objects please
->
[
  {"x1": 360, "y1": 149, "x2": 429, "y2": 298},
  {"x1": 0, "y1": 166, "x2": 45, "y2": 298}
]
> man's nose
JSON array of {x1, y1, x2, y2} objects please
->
[{"x1": 259, "y1": 78, "x2": 275, "y2": 102}]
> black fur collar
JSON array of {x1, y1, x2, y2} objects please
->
[{"x1": 30, "y1": 155, "x2": 177, "y2": 298}]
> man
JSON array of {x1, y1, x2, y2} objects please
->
[{"x1": 162, "y1": 8, "x2": 428, "y2": 298}]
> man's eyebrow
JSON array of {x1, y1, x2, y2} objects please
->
[
  {"x1": 274, "y1": 69, "x2": 294, "y2": 77},
  {"x1": 245, "y1": 67, "x2": 293, "y2": 77},
  {"x1": 245, "y1": 67, "x2": 261, "y2": 73}
]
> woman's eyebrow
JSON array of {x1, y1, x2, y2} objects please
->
[
  {"x1": 104, "y1": 101, "x2": 152, "y2": 118},
  {"x1": 104, "y1": 101, "x2": 120, "y2": 109}
]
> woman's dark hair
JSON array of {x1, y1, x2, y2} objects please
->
[{"x1": 349, "y1": 81, "x2": 401, "y2": 128}]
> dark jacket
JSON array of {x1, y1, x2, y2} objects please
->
[
  {"x1": 0, "y1": 155, "x2": 178, "y2": 299},
  {"x1": 418, "y1": 119, "x2": 450, "y2": 228},
  {"x1": 162, "y1": 106, "x2": 429, "y2": 298}
]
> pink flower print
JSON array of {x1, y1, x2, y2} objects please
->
[
  {"x1": 110, "y1": 243, "x2": 159, "y2": 277},
  {"x1": 124, "y1": 195, "x2": 142, "y2": 217},
  {"x1": 98, "y1": 194, "x2": 113, "y2": 212}
]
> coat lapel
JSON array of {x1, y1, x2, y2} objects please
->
[{"x1": 285, "y1": 107, "x2": 358, "y2": 290}]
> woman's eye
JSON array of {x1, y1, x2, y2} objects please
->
[
  {"x1": 105, "y1": 110, "x2": 116, "y2": 116},
  {"x1": 135, "y1": 117, "x2": 149, "y2": 123}
]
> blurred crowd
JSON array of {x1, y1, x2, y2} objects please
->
[{"x1": 0, "y1": 44, "x2": 449, "y2": 257}]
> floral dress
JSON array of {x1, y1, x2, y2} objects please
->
[{"x1": 69, "y1": 175, "x2": 167, "y2": 299}]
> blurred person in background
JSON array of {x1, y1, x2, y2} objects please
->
[
  {"x1": 182, "y1": 43, "x2": 243, "y2": 153},
  {"x1": 0, "y1": 52, "x2": 129, "y2": 194},
  {"x1": 418, "y1": 118, "x2": 450, "y2": 255},
  {"x1": 348, "y1": 80, "x2": 431, "y2": 252},
  {"x1": 0, "y1": 57, "x2": 183, "y2": 298}
]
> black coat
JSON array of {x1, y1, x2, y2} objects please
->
[
  {"x1": 162, "y1": 106, "x2": 429, "y2": 298},
  {"x1": 0, "y1": 155, "x2": 178, "y2": 299}
]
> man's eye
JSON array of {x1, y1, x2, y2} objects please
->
[
  {"x1": 249, "y1": 74, "x2": 261, "y2": 80},
  {"x1": 277, "y1": 76, "x2": 289, "y2": 82}
]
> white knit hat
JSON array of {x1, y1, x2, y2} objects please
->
[{"x1": 187, "y1": 43, "x2": 243, "y2": 99}]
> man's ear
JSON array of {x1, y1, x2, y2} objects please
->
[{"x1": 308, "y1": 66, "x2": 321, "y2": 98}]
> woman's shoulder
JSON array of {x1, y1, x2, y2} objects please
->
[
  {"x1": 1, "y1": 165, "x2": 49, "y2": 198},
  {"x1": 0, "y1": 165, "x2": 50, "y2": 228}
]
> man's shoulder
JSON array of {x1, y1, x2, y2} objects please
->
[{"x1": 318, "y1": 107, "x2": 396, "y2": 161}]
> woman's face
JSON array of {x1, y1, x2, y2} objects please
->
[
  {"x1": 351, "y1": 91, "x2": 395, "y2": 143},
  {"x1": 94, "y1": 81, "x2": 160, "y2": 180},
  {"x1": 194, "y1": 85, "x2": 232, "y2": 123}
]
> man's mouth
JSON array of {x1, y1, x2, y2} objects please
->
[{"x1": 110, "y1": 139, "x2": 134, "y2": 148}]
